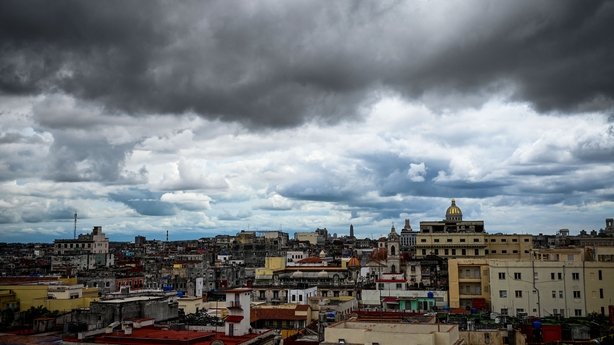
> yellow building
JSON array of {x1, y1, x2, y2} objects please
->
[
  {"x1": 294, "y1": 232, "x2": 318, "y2": 245},
  {"x1": 448, "y1": 259, "x2": 490, "y2": 310},
  {"x1": 235, "y1": 231, "x2": 256, "y2": 244},
  {"x1": 584, "y1": 247, "x2": 614, "y2": 315},
  {"x1": 178, "y1": 296, "x2": 204, "y2": 314},
  {"x1": 0, "y1": 288, "x2": 19, "y2": 311},
  {"x1": 416, "y1": 200, "x2": 533, "y2": 260},
  {"x1": 416, "y1": 232, "x2": 487, "y2": 258},
  {"x1": 485, "y1": 234, "x2": 532, "y2": 259},
  {"x1": 0, "y1": 284, "x2": 99, "y2": 312}
]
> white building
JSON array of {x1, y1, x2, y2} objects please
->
[{"x1": 224, "y1": 288, "x2": 252, "y2": 336}]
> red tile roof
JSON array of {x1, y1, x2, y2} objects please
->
[
  {"x1": 297, "y1": 257, "x2": 322, "y2": 263},
  {"x1": 251, "y1": 308, "x2": 307, "y2": 321}
]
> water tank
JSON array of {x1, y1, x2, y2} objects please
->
[
  {"x1": 443, "y1": 306, "x2": 450, "y2": 311},
  {"x1": 533, "y1": 320, "x2": 542, "y2": 329},
  {"x1": 471, "y1": 308, "x2": 477, "y2": 314},
  {"x1": 177, "y1": 291, "x2": 184, "y2": 297},
  {"x1": 427, "y1": 291, "x2": 434, "y2": 298}
]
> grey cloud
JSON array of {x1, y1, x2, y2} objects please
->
[
  {"x1": 217, "y1": 210, "x2": 252, "y2": 221},
  {"x1": 108, "y1": 188, "x2": 177, "y2": 216},
  {"x1": 1, "y1": 1, "x2": 612, "y2": 130},
  {"x1": 44, "y1": 133, "x2": 147, "y2": 184}
]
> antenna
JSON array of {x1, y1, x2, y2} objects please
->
[{"x1": 74, "y1": 211, "x2": 77, "y2": 239}]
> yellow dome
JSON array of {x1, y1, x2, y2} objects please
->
[{"x1": 446, "y1": 198, "x2": 463, "y2": 221}]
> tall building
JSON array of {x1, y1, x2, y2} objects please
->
[
  {"x1": 349, "y1": 224, "x2": 355, "y2": 239},
  {"x1": 416, "y1": 199, "x2": 486, "y2": 259},
  {"x1": 54, "y1": 226, "x2": 109, "y2": 254}
]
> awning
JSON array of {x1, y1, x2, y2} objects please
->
[
  {"x1": 225, "y1": 315, "x2": 244, "y2": 323},
  {"x1": 382, "y1": 297, "x2": 399, "y2": 303}
]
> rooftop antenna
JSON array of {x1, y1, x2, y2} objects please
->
[{"x1": 74, "y1": 211, "x2": 77, "y2": 239}]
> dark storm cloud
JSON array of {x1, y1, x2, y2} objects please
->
[
  {"x1": 1, "y1": 1, "x2": 612, "y2": 130},
  {"x1": 108, "y1": 188, "x2": 177, "y2": 216}
]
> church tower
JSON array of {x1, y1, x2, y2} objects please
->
[
  {"x1": 386, "y1": 224, "x2": 401, "y2": 273},
  {"x1": 349, "y1": 224, "x2": 355, "y2": 238}
]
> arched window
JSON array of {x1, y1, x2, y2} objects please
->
[{"x1": 391, "y1": 245, "x2": 396, "y2": 256}]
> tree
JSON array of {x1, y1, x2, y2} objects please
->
[{"x1": 179, "y1": 309, "x2": 224, "y2": 326}]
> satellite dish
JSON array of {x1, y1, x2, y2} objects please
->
[{"x1": 211, "y1": 340, "x2": 225, "y2": 345}]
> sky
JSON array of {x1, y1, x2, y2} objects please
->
[{"x1": 1, "y1": 1, "x2": 613, "y2": 243}]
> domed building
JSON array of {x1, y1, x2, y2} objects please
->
[
  {"x1": 446, "y1": 198, "x2": 462, "y2": 221},
  {"x1": 415, "y1": 198, "x2": 486, "y2": 259}
]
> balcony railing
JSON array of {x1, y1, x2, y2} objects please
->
[{"x1": 228, "y1": 301, "x2": 242, "y2": 309}]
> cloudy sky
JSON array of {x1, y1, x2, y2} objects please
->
[{"x1": 1, "y1": 1, "x2": 613, "y2": 243}]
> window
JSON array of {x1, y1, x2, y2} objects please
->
[
  {"x1": 462, "y1": 249, "x2": 466, "y2": 255},
  {"x1": 447, "y1": 238, "x2": 453, "y2": 242},
  {"x1": 502, "y1": 250, "x2": 507, "y2": 254},
  {"x1": 466, "y1": 286, "x2": 471, "y2": 293},
  {"x1": 501, "y1": 308, "x2": 508, "y2": 315},
  {"x1": 445, "y1": 249, "x2": 449, "y2": 255},
  {"x1": 396, "y1": 283, "x2": 402, "y2": 289},
  {"x1": 434, "y1": 249, "x2": 439, "y2": 255},
  {"x1": 512, "y1": 239, "x2": 518, "y2": 242},
  {"x1": 600, "y1": 288, "x2": 604, "y2": 299},
  {"x1": 573, "y1": 291, "x2": 581, "y2": 298},
  {"x1": 499, "y1": 272, "x2": 506, "y2": 280},
  {"x1": 466, "y1": 269, "x2": 471, "y2": 277},
  {"x1": 572, "y1": 273, "x2": 580, "y2": 280},
  {"x1": 514, "y1": 272, "x2": 521, "y2": 280},
  {"x1": 524, "y1": 238, "x2": 530, "y2": 242},
  {"x1": 485, "y1": 250, "x2": 489, "y2": 254},
  {"x1": 552, "y1": 290, "x2": 557, "y2": 298},
  {"x1": 559, "y1": 291, "x2": 563, "y2": 298},
  {"x1": 513, "y1": 250, "x2": 518, "y2": 254},
  {"x1": 551, "y1": 272, "x2": 555, "y2": 280},
  {"x1": 378, "y1": 283, "x2": 384, "y2": 290},
  {"x1": 499, "y1": 290, "x2": 507, "y2": 298},
  {"x1": 474, "y1": 238, "x2": 480, "y2": 242},
  {"x1": 474, "y1": 249, "x2": 479, "y2": 255},
  {"x1": 515, "y1": 290, "x2": 523, "y2": 298},
  {"x1": 599, "y1": 270, "x2": 603, "y2": 280},
  {"x1": 484, "y1": 334, "x2": 490, "y2": 344},
  {"x1": 452, "y1": 249, "x2": 456, "y2": 255},
  {"x1": 292, "y1": 295, "x2": 296, "y2": 302},
  {"x1": 421, "y1": 239, "x2": 426, "y2": 242},
  {"x1": 334, "y1": 291, "x2": 339, "y2": 297},
  {"x1": 434, "y1": 239, "x2": 440, "y2": 242},
  {"x1": 492, "y1": 250, "x2": 497, "y2": 254},
  {"x1": 322, "y1": 290, "x2": 327, "y2": 297},
  {"x1": 568, "y1": 254, "x2": 575, "y2": 261},
  {"x1": 491, "y1": 239, "x2": 496, "y2": 242},
  {"x1": 501, "y1": 239, "x2": 507, "y2": 242},
  {"x1": 558, "y1": 273, "x2": 562, "y2": 280},
  {"x1": 575, "y1": 309, "x2": 582, "y2": 316},
  {"x1": 422, "y1": 249, "x2": 426, "y2": 255}
]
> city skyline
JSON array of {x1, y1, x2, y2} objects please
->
[{"x1": 1, "y1": 1, "x2": 613, "y2": 243}]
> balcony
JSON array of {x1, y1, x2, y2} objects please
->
[{"x1": 227, "y1": 301, "x2": 242, "y2": 309}]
